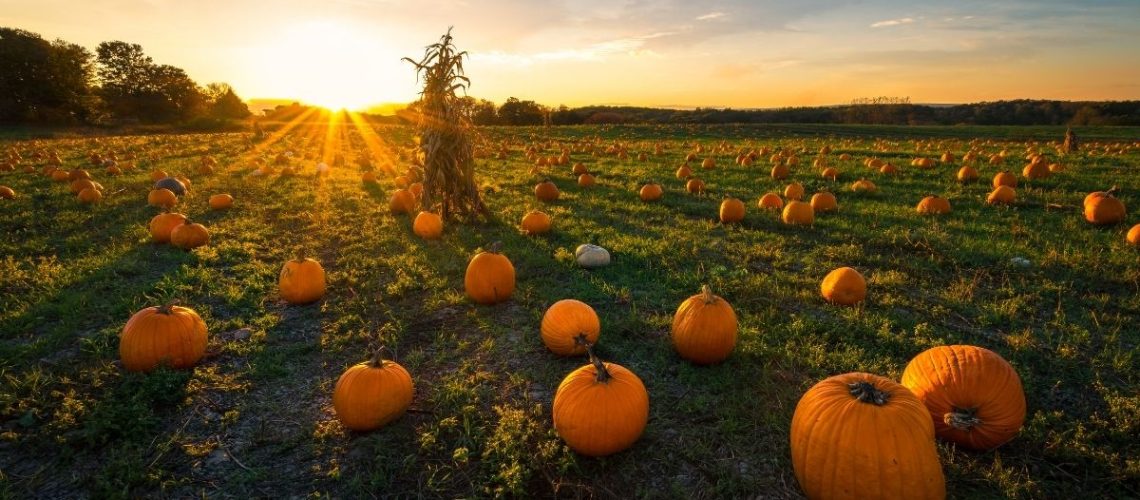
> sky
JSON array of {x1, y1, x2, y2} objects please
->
[{"x1": 2, "y1": 0, "x2": 1139, "y2": 110}]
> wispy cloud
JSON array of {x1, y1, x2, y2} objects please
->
[
  {"x1": 696, "y1": 11, "x2": 726, "y2": 21},
  {"x1": 870, "y1": 17, "x2": 914, "y2": 28},
  {"x1": 474, "y1": 32, "x2": 674, "y2": 65}
]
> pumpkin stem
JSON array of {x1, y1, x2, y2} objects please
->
[
  {"x1": 585, "y1": 344, "x2": 611, "y2": 383},
  {"x1": 487, "y1": 241, "x2": 503, "y2": 254},
  {"x1": 700, "y1": 284, "x2": 717, "y2": 304},
  {"x1": 295, "y1": 248, "x2": 307, "y2": 262},
  {"x1": 848, "y1": 381, "x2": 890, "y2": 406},
  {"x1": 944, "y1": 407, "x2": 982, "y2": 430},
  {"x1": 368, "y1": 346, "x2": 392, "y2": 368},
  {"x1": 155, "y1": 300, "x2": 180, "y2": 315}
]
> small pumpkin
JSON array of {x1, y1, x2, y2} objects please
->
[
  {"x1": 77, "y1": 187, "x2": 102, "y2": 204},
  {"x1": 148, "y1": 188, "x2": 178, "y2": 208},
  {"x1": 685, "y1": 178, "x2": 705, "y2": 194},
  {"x1": 389, "y1": 188, "x2": 416, "y2": 214},
  {"x1": 70, "y1": 178, "x2": 97, "y2": 194},
  {"x1": 879, "y1": 163, "x2": 898, "y2": 175},
  {"x1": 639, "y1": 182, "x2": 663, "y2": 202},
  {"x1": 119, "y1": 303, "x2": 208, "y2": 372},
  {"x1": 821, "y1": 266, "x2": 866, "y2": 305},
  {"x1": 464, "y1": 243, "x2": 515, "y2": 305},
  {"x1": 821, "y1": 167, "x2": 839, "y2": 180},
  {"x1": 572, "y1": 162, "x2": 589, "y2": 175},
  {"x1": 675, "y1": 164, "x2": 692, "y2": 179},
  {"x1": 771, "y1": 163, "x2": 790, "y2": 180},
  {"x1": 992, "y1": 171, "x2": 1017, "y2": 189},
  {"x1": 208, "y1": 194, "x2": 233, "y2": 210},
  {"x1": 413, "y1": 211, "x2": 444, "y2": 239},
  {"x1": 535, "y1": 180, "x2": 560, "y2": 202},
  {"x1": 758, "y1": 193, "x2": 784, "y2": 211},
  {"x1": 170, "y1": 220, "x2": 209, "y2": 250},
  {"x1": 917, "y1": 195, "x2": 951, "y2": 215},
  {"x1": 986, "y1": 186, "x2": 1016, "y2": 205},
  {"x1": 784, "y1": 182, "x2": 805, "y2": 201},
  {"x1": 279, "y1": 254, "x2": 327, "y2": 304},
  {"x1": 701, "y1": 157, "x2": 716, "y2": 170},
  {"x1": 521, "y1": 210, "x2": 552, "y2": 235},
  {"x1": 719, "y1": 196, "x2": 745, "y2": 223},
  {"x1": 902, "y1": 345, "x2": 1026, "y2": 451},
  {"x1": 781, "y1": 201, "x2": 814, "y2": 225},
  {"x1": 149, "y1": 212, "x2": 187, "y2": 243},
  {"x1": 552, "y1": 349, "x2": 649, "y2": 457},
  {"x1": 51, "y1": 170, "x2": 71, "y2": 182},
  {"x1": 791, "y1": 372, "x2": 945, "y2": 500},
  {"x1": 575, "y1": 243, "x2": 610, "y2": 269},
  {"x1": 851, "y1": 178, "x2": 878, "y2": 193},
  {"x1": 149, "y1": 169, "x2": 169, "y2": 182},
  {"x1": 68, "y1": 169, "x2": 92, "y2": 181},
  {"x1": 0, "y1": 186, "x2": 14, "y2": 199},
  {"x1": 1128, "y1": 224, "x2": 1140, "y2": 246},
  {"x1": 1022, "y1": 161, "x2": 1050, "y2": 180},
  {"x1": 671, "y1": 285, "x2": 738, "y2": 365},
  {"x1": 810, "y1": 192, "x2": 838, "y2": 213},
  {"x1": 957, "y1": 166, "x2": 978, "y2": 183},
  {"x1": 541, "y1": 299, "x2": 600, "y2": 355},
  {"x1": 577, "y1": 173, "x2": 596, "y2": 188},
  {"x1": 333, "y1": 351, "x2": 414, "y2": 432}
]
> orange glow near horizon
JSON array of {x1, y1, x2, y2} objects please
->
[{"x1": 3, "y1": 1, "x2": 1138, "y2": 110}]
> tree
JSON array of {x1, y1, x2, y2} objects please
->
[
  {"x1": 96, "y1": 41, "x2": 153, "y2": 119},
  {"x1": 403, "y1": 28, "x2": 487, "y2": 221},
  {"x1": 205, "y1": 83, "x2": 251, "y2": 119},
  {"x1": 0, "y1": 28, "x2": 95, "y2": 123},
  {"x1": 497, "y1": 97, "x2": 543, "y2": 125}
]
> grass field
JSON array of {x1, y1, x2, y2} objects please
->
[{"x1": 1, "y1": 121, "x2": 1138, "y2": 498}]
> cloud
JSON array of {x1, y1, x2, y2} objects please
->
[
  {"x1": 696, "y1": 12, "x2": 726, "y2": 21},
  {"x1": 474, "y1": 32, "x2": 675, "y2": 65},
  {"x1": 870, "y1": 17, "x2": 915, "y2": 28}
]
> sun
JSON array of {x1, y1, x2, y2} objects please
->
[{"x1": 243, "y1": 20, "x2": 412, "y2": 111}]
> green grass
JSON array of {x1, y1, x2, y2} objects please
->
[{"x1": 1, "y1": 123, "x2": 1138, "y2": 498}]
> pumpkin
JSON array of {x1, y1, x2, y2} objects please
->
[
  {"x1": 821, "y1": 266, "x2": 866, "y2": 305},
  {"x1": 902, "y1": 345, "x2": 1026, "y2": 451},
  {"x1": 821, "y1": 167, "x2": 839, "y2": 180},
  {"x1": 521, "y1": 210, "x2": 552, "y2": 235},
  {"x1": 362, "y1": 171, "x2": 378, "y2": 183},
  {"x1": 389, "y1": 188, "x2": 416, "y2": 214},
  {"x1": 1127, "y1": 224, "x2": 1140, "y2": 245},
  {"x1": 541, "y1": 299, "x2": 600, "y2": 355},
  {"x1": 1083, "y1": 189, "x2": 1126, "y2": 225},
  {"x1": 149, "y1": 169, "x2": 169, "y2": 182},
  {"x1": 51, "y1": 170, "x2": 71, "y2": 182},
  {"x1": 408, "y1": 182, "x2": 423, "y2": 198},
  {"x1": 685, "y1": 178, "x2": 705, "y2": 194},
  {"x1": 671, "y1": 285, "x2": 737, "y2": 365},
  {"x1": 535, "y1": 180, "x2": 560, "y2": 202},
  {"x1": 149, "y1": 212, "x2": 187, "y2": 243},
  {"x1": 413, "y1": 211, "x2": 444, "y2": 239},
  {"x1": 879, "y1": 163, "x2": 898, "y2": 175},
  {"x1": 170, "y1": 220, "x2": 209, "y2": 250},
  {"x1": 208, "y1": 194, "x2": 233, "y2": 210},
  {"x1": 154, "y1": 177, "x2": 187, "y2": 195},
  {"x1": 119, "y1": 303, "x2": 208, "y2": 372},
  {"x1": 572, "y1": 162, "x2": 589, "y2": 175},
  {"x1": 956, "y1": 166, "x2": 978, "y2": 183},
  {"x1": 992, "y1": 171, "x2": 1017, "y2": 189},
  {"x1": 701, "y1": 157, "x2": 716, "y2": 170},
  {"x1": 333, "y1": 352, "x2": 414, "y2": 432},
  {"x1": 0, "y1": 186, "x2": 14, "y2": 199},
  {"x1": 810, "y1": 192, "x2": 838, "y2": 213},
  {"x1": 577, "y1": 173, "x2": 596, "y2": 188},
  {"x1": 575, "y1": 243, "x2": 610, "y2": 268},
  {"x1": 784, "y1": 182, "x2": 805, "y2": 201},
  {"x1": 771, "y1": 164, "x2": 790, "y2": 180},
  {"x1": 464, "y1": 244, "x2": 515, "y2": 305},
  {"x1": 148, "y1": 188, "x2": 178, "y2": 208},
  {"x1": 719, "y1": 196, "x2": 745, "y2": 223},
  {"x1": 782, "y1": 201, "x2": 815, "y2": 225},
  {"x1": 70, "y1": 178, "x2": 97, "y2": 194},
  {"x1": 639, "y1": 182, "x2": 663, "y2": 202},
  {"x1": 917, "y1": 195, "x2": 951, "y2": 215},
  {"x1": 851, "y1": 178, "x2": 878, "y2": 193},
  {"x1": 394, "y1": 175, "x2": 410, "y2": 188},
  {"x1": 791, "y1": 372, "x2": 945, "y2": 500},
  {"x1": 68, "y1": 169, "x2": 91, "y2": 181},
  {"x1": 77, "y1": 187, "x2": 102, "y2": 204},
  {"x1": 758, "y1": 193, "x2": 784, "y2": 211},
  {"x1": 675, "y1": 164, "x2": 692, "y2": 179},
  {"x1": 279, "y1": 255, "x2": 327, "y2": 304},
  {"x1": 552, "y1": 350, "x2": 648, "y2": 457},
  {"x1": 1022, "y1": 161, "x2": 1050, "y2": 180},
  {"x1": 986, "y1": 186, "x2": 1016, "y2": 205}
]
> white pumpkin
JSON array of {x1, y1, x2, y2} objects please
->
[{"x1": 575, "y1": 244, "x2": 610, "y2": 269}]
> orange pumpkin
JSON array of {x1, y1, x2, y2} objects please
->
[
  {"x1": 917, "y1": 195, "x2": 951, "y2": 215},
  {"x1": 572, "y1": 162, "x2": 589, "y2": 175},
  {"x1": 148, "y1": 188, "x2": 178, "y2": 208},
  {"x1": 810, "y1": 192, "x2": 838, "y2": 213},
  {"x1": 758, "y1": 193, "x2": 784, "y2": 211},
  {"x1": 208, "y1": 194, "x2": 233, "y2": 210},
  {"x1": 781, "y1": 201, "x2": 814, "y2": 225},
  {"x1": 821, "y1": 167, "x2": 839, "y2": 180},
  {"x1": 577, "y1": 173, "x2": 596, "y2": 188},
  {"x1": 1083, "y1": 189, "x2": 1126, "y2": 225},
  {"x1": 333, "y1": 352, "x2": 414, "y2": 432},
  {"x1": 821, "y1": 266, "x2": 866, "y2": 305},
  {"x1": 992, "y1": 171, "x2": 1017, "y2": 189},
  {"x1": 540, "y1": 299, "x2": 600, "y2": 356},
  {"x1": 879, "y1": 163, "x2": 898, "y2": 175},
  {"x1": 149, "y1": 212, "x2": 187, "y2": 243},
  {"x1": 671, "y1": 285, "x2": 737, "y2": 365},
  {"x1": 719, "y1": 196, "x2": 745, "y2": 223},
  {"x1": 119, "y1": 303, "x2": 208, "y2": 372},
  {"x1": 0, "y1": 186, "x2": 14, "y2": 200},
  {"x1": 464, "y1": 244, "x2": 515, "y2": 305},
  {"x1": 279, "y1": 255, "x2": 327, "y2": 304},
  {"x1": 1022, "y1": 161, "x2": 1050, "y2": 180},
  {"x1": 986, "y1": 186, "x2": 1016, "y2": 205},
  {"x1": 170, "y1": 220, "x2": 209, "y2": 250},
  {"x1": 413, "y1": 211, "x2": 444, "y2": 239},
  {"x1": 957, "y1": 166, "x2": 978, "y2": 183},
  {"x1": 535, "y1": 180, "x2": 560, "y2": 202},
  {"x1": 552, "y1": 351, "x2": 648, "y2": 457},
  {"x1": 771, "y1": 164, "x2": 790, "y2": 180},
  {"x1": 675, "y1": 164, "x2": 692, "y2": 179},
  {"x1": 791, "y1": 372, "x2": 945, "y2": 500},
  {"x1": 902, "y1": 345, "x2": 1026, "y2": 451},
  {"x1": 784, "y1": 182, "x2": 805, "y2": 201},
  {"x1": 701, "y1": 157, "x2": 716, "y2": 170},
  {"x1": 77, "y1": 187, "x2": 102, "y2": 204},
  {"x1": 389, "y1": 188, "x2": 416, "y2": 214},
  {"x1": 1128, "y1": 224, "x2": 1140, "y2": 246},
  {"x1": 851, "y1": 178, "x2": 878, "y2": 193},
  {"x1": 639, "y1": 182, "x2": 663, "y2": 202},
  {"x1": 521, "y1": 210, "x2": 552, "y2": 235},
  {"x1": 685, "y1": 178, "x2": 705, "y2": 194},
  {"x1": 149, "y1": 169, "x2": 168, "y2": 182}
]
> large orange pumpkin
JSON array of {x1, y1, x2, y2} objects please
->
[
  {"x1": 1083, "y1": 189, "x2": 1126, "y2": 225},
  {"x1": 782, "y1": 201, "x2": 815, "y2": 225},
  {"x1": 389, "y1": 188, "x2": 416, "y2": 214},
  {"x1": 535, "y1": 180, "x2": 560, "y2": 202},
  {"x1": 639, "y1": 182, "x2": 663, "y2": 202},
  {"x1": 957, "y1": 166, "x2": 978, "y2": 183},
  {"x1": 540, "y1": 299, "x2": 600, "y2": 356},
  {"x1": 333, "y1": 352, "x2": 414, "y2": 432},
  {"x1": 821, "y1": 267, "x2": 866, "y2": 305},
  {"x1": 119, "y1": 303, "x2": 208, "y2": 372},
  {"x1": 671, "y1": 285, "x2": 737, "y2": 365},
  {"x1": 917, "y1": 195, "x2": 951, "y2": 215},
  {"x1": 771, "y1": 164, "x2": 790, "y2": 180},
  {"x1": 810, "y1": 192, "x2": 838, "y2": 213},
  {"x1": 148, "y1": 188, "x2": 178, "y2": 208},
  {"x1": 992, "y1": 171, "x2": 1017, "y2": 189},
  {"x1": 552, "y1": 351, "x2": 648, "y2": 457},
  {"x1": 521, "y1": 210, "x2": 552, "y2": 235},
  {"x1": 791, "y1": 372, "x2": 945, "y2": 500},
  {"x1": 719, "y1": 196, "x2": 745, "y2": 223},
  {"x1": 149, "y1": 212, "x2": 188, "y2": 243},
  {"x1": 986, "y1": 186, "x2": 1016, "y2": 205},
  {"x1": 413, "y1": 211, "x2": 444, "y2": 239},
  {"x1": 464, "y1": 244, "x2": 515, "y2": 305},
  {"x1": 170, "y1": 220, "x2": 209, "y2": 250},
  {"x1": 279, "y1": 255, "x2": 327, "y2": 304},
  {"x1": 902, "y1": 345, "x2": 1026, "y2": 451}
]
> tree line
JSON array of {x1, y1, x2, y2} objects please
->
[{"x1": 0, "y1": 27, "x2": 250, "y2": 126}]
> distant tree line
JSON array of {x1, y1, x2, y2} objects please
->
[
  {"x1": 0, "y1": 27, "x2": 250, "y2": 126},
  {"x1": 453, "y1": 97, "x2": 1140, "y2": 127}
]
